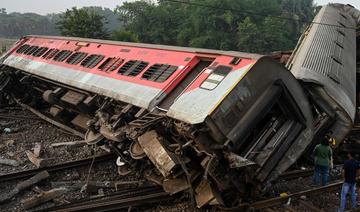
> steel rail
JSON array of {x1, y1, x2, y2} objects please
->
[
  {"x1": 0, "y1": 113, "x2": 43, "y2": 121},
  {"x1": 44, "y1": 186, "x2": 173, "y2": 212},
  {"x1": 0, "y1": 153, "x2": 116, "y2": 182},
  {"x1": 222, "y1": 181, "x2": 343, "y2": 211},
  {"x1": 278, "y1": 169, "x2": 314, "y2": 180}
]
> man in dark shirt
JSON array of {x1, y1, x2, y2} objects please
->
[{"x1": 339, "y1": 152, "x2": 359, "y2": 212}]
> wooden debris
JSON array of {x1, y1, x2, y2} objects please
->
[
  {"x1": 33, "y1": 143, "x2": 42, "y2": 158},
  {"x1": 22, "y1": 187, "x2": 68, "y2": 209},
  {"x1": 25, "y1": 150, "x2": 47, "y2": 168},
  {"x1": 50, "y1": 140, "x2": 87, "y2": 148},
  {"x1": 0, "y1": 158, "x2": 20, "y2": 166},
  {"x1": 0, "y1": 171, "x2": 49, "y2": 203}
]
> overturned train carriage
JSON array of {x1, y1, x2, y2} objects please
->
[
  {"x1": 0, "y1": 3, "x2": 357, "y2": 207},
  {"x1": 287, "y1": 3, "x2": 360, "y2": 150},
  {"x1": 0, "y1": 35, "x2": 314, "y2": 206}
]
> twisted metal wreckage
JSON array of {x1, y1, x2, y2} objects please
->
[{"x1": 0, "y1": 3, "x2": 359, "y2": 208}]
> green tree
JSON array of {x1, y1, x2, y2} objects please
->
[
  {"x1": 56, "y1": 7, "x2": 109, "y2": 39},
  {"x1": 111, "y1": 29, "x2": 139, "y2": 42},
  {"x1": 114, "y1": 0, "x2": 315, "y2": 52}
]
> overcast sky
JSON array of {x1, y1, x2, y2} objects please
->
[{"x1": 0, "y1": 0, "x2": 360, "y2": 15}]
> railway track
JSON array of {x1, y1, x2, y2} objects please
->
[
  {"x1": 278, "y1": 169, "x2": 314, "y2": 180},
  {"x1": 0, "y1": 153, "x2": 116, "y2": 182},
  {"x1": 222, "y1": 181, "x2": 343, "y2": 211},
  {"x1": 0, "y1": 113, "x2": 43, "y2": 121},
  {"x1": 41, "y1": 186, "x2": 174, "y2": 212}
]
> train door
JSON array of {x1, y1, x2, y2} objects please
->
[{"x1": 158, "y1": 58, "x2": 214, "y2": 110}]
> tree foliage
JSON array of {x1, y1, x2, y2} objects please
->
[
  {"x1": 0, "y1": 8, "x2": 58, "y2": 38},
  {"x1": 56, "y1": 7, "x2": 109, "y2": 39},
  {"x1": 115, "y1": 0, "x2": 315, "y2": 53}
]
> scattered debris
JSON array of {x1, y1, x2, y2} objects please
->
[
  {"x1": 2, "y1": 127, "x2": 19, "y2": 134},
  {"x1": 21, "y1": 187, "x2": 68, "y2": 209},
  {"x1": 5, "y1": 139, "x2": 15, "y2": 146},
  {"x1": 50, "y1": 140, "x2": 87, "y2": 148},
  {"x1": 0, "y1": 171, "x2": 50, "y2": 203},
  {"x1": 3, "y1": 127, "x2": 12, "y2": 133},
  {"x1": 33, "y1": 143, "x2": 42, "y2": 158},
  {"x1": 25, "y1": 150, "x2": 47, "y2": 168},
  {"x1": 6, "y1": 151, "x2": 15, "y2": 157},
  {"x1": 0, "y1": 157, "x2": 19, "y2": 166}
]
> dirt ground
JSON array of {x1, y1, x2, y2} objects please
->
[{"x1": 0, "y1": 108, "x2": 353, "y2": 212}]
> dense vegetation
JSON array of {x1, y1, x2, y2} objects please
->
[
  {"x1": 0, "y1": 0, "x2": 316, "y2": 53},
  {"x1": 114, "y1": 0, "x2": 316, "y2": 53},
  {"x1": 56, "y1": 7, "x2": 109, "y2": 39},
  {"x1": 0, "y1": 7, "x2": 120, "y2": 39}
]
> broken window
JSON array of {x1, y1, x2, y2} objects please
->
[
  {"x1": 80, "y1": 54, "x2": 105, "y2": 68},
  {"x1": 66, "y1": 52, "x2": 88, "y2": 65},
  {"x1": 118, "y1": 60, "x2": 148, "y2": 77},
  {"x1": 16, "y1": 44, "x2": 31, "y2": 54},
  {"x1": 24, "y1": 46, "x2": 39, "y2": 55},
  {"x1": 98, "y1": 57, "x2": 124, "y2": 72},
  {"x1": 42, "y1": 49, "x2": 59, "y2": 60},
  {"x1": 32, "y1": 47, "x2": 49, "y2": 57},
  {"x1": 142, "y1": 64, "x2": 178, "y2": 82},
  {"x1": 53, "y1": 50, "x2": 73, "y2": 62}
]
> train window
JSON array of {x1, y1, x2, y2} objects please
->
[
  {"x1": 43, "y1": 49, "x2": 59, "y2": 60},
  {"x1": 22, "y1": 45, "x2": 33, "y2": 55},
  {"x1": 16, "y1": 44, "x2": 31, "y2": 54},
  {"x1": 230, "y1": 57, "x2": 242, "y2": 65},
  {"x1": 337, "y1": 21, "x2": 346, "y2": 28},
  {"x1": 98, "y1": 57, "x2": 124, "y2": 72},
  {"x1": 66, "y1": 52, "x2": 88, "y2": 65},
  {"x1": 334, "y1": 41, "x2": 344, "y2": 49},
  {"x1": 80, "y1": 54, "x2": 105, "y2": 68},
  {"x1": 53, "y1": 50, "x2": 72, "y2": 62},
  {"x1": 340, "y1": 13, "x2": 347, "y2": 19},
  {"x1": 332, "y1": 56, "x2": 342, "y2": 65},
  {"x1": 118, "y1": 60, "x2": 148, "y2": 77},
  {"x1": 200, "y1": 65, "x2": 232, "y2": 90},
  {"x1": 24, "y1": 46, "x2": 39, "y2": 55},
  {"x1": 142, "y1": 64, "x2": 178, "y2": 82},
  {"x1": 32, "y1": 47, "x2": 49, "y2": 57},
  {"x1": 337, "y1": 29, "x2": 345, "y2": 36}
]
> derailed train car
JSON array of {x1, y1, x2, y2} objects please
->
[
  {"x1": 0, "y1": 3, "x2": 358, "y2": 208},
  {"x1": 287, "y1": 3, "x2": 360, "y2": 149}
]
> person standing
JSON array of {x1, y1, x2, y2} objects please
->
[
  {"x1": 313, "y1": 137, "x2": 333, "y2": 186},
  {"x1": 339, "y1": 152, "x2": 359, "y2": 212}
]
